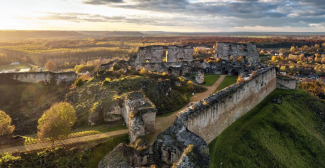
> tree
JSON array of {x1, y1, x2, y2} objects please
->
[
  {"x1": 0, "y1": 110, "x2": 15, "y2": 138},
  {"x1": 37, "y1": 102, "x2": 76, "y2": 146},
  {"x1": 280, "y1": 66, "x2": 287, "y2": 72},
  {"x1": 74, "y1": 78, "x2": 84, "y2": 87},
  {"x1": 140, "y1": 67, "x2": 146, "y2": 75},
  {"x1": 37, "y1": 115, "x2": 70, "y2": 147},
  {"x1": 45, "y1": 61, "x2": 56, "y2": 71},
  {"x1": 21, "y1": 56, "x2": 27, "y2": 63}
]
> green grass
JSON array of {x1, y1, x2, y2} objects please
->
[
  {"x1": 209, "y1": 89, "x2": 325, "y2": 168},
  {"x1": 202, "y1": 74, "x2": 220, "y2": 86},
  {"x1": 214, "y1": 76, "x2": 237, "y2": 93},
  {"x1": 86, "y1": 134, "x2": 129, "y2": 168},
  {"x1": 0, "y1": 63, "x2": 30, "y2": 71},
  {"x1": 191, "y1": 74, "x2": 220, "y2": 86}
]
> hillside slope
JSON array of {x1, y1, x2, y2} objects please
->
[{"x1": 209, "y1": 89, "x2": 325, "y2": 168}]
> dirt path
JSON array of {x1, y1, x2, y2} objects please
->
[
  {"x1": 147, "y1": 75, "x2": 226, "y2": 145},
  {"x1": 0, "y1": 130, "x2": 128, "y2": 154},
  {"x1": 0, "y1": 75, "x2": 225, "y2": 154}
]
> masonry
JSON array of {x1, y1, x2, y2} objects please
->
[
  {"x1": 0, "y1": 72, "x2": 77, "y2": 84},
  {"x1": 153, "y1": 66, "x2": 276, "y2": 166},
  {"x1": 183, "y1": 66, "x2": 276, "y2": 143}
]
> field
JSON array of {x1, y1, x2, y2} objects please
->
[
  {"x1": 209, "y1": 89, "x2": 325, "y2": 168},
  {"x1": 214, "y1": 76, "x2": 237, "y2": 92},
  {"x1": 0, "y1": 64, "x2": 30, "y2": 71}
]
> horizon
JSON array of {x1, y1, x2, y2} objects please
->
[{"x1": 1, "y1": 0, "x2": 325, "y2": 32}]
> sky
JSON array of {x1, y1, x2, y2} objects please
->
[{"x1": 0, "y1": 0, "x2": 325, "y2": 32}]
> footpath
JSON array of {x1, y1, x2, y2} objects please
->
[{"x1": 0, "y1": 75, "x2": 226, "y2": 154}]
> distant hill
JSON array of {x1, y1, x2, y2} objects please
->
[
  {"x1": 209, "y1": 89, "x2": 325, "y2": 168},
  {"x1": 0, "y1": 30, "x2": 84, "y2": 40},
  {"x1": 80, "y1": 31, "x2": 145, "y2": 36}
]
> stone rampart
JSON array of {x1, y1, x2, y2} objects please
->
[
  {"x1": 181, "y1": 66, "x2": 276, "y2": 143},
  {"x1": 153, "y1": 66, "x2": 276, "y2": 166},
  {"x1": 276, "y1": 76, "x2": 296, "y2": 90},
  {"x1": 0, "y1": 72, "x2": 77, "y2": 84}
]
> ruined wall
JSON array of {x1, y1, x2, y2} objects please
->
[
  {"x1": 181, "y1": 66, "x2": 276, "y2": 143},
  {"x1": 195, "y1": 69, "x2": 204, "y2": 84},
  {"x1": 122, "y1": 91, "x2": 157, "y2": 142},
  {"x1": 276, "y1": 76, "x2": 296, "y2": 90},
  {"x1": 136, "y1": 45, "x2": 193, "y2": 64},
  {"x1": 0, "y1": 72, "x2": 77, "y2": 84},
  {"x1": 214, "y1": 42, "x2": 260, "y2": 65}
]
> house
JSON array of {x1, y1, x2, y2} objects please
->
[
  {"x1": 280, "y1": 72, "x2": 286, "y2": 75},
  {"x1": 11, "y1": 62, "x2": 20, "y2": 65},
  {"x1": 306, "y1": 79, "x2": 313, "y2": 83},
  {"x1": 307, "y1": 73, "x2": 319, "y2": 80},
  {"x1": 19, "y1": 68, "x2": 30, "y2": 72},
  {"x1": 80, "y1": 70, "x2": 90, "y2": 75},
  {"x1": 293, "y1": 75, "x2": 306, "y2": 79}
]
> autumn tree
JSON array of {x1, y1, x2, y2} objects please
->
[
  {"x1": 21, "y1": 56, "x2": 27, "y2": 63},
  {"x1": 140, "y1": 67, "x2": 146, "y2": 75},
  {"x1": 237, "y1": 75, "x2": 245, "y2": 84},
  {"x1": 37, "y1": 102, "x2": 76, "y2": 146},
  {"x1": 37, "y1": 115, "x2": 70, "y2": 147},
  {"x1": 45, "y1": 61, "x2": 56, "y2": 71},
  {"x1": 0, "y1": 110, "x2": 15, "y2": 138}
]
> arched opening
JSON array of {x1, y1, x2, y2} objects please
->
[
  {"x1": 221, "y1": 67, "x2": 228, "y2": 75},
  {"x1": 162, "y1": 50, "x2": 168, "y2": 62},
  {"x1": 179, "y1": 69, "x2": 183, "y2": 76},
  {"x1": 168, "y1": 67, "x2": 172, "y2": 74},
  {"x1": 231, "y1": 69, "x2": 239, "y2": 76}
]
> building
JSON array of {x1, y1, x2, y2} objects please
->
[{"x1": 214, "y1": 42, "x2": 260, "y2": 65}]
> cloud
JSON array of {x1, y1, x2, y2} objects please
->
[
  {"x1": 83, "y1": 0, "x2": 124, "y2": 5},
  {"x1": 38, "y1": 0, "x2": 325, "y2": 30}
]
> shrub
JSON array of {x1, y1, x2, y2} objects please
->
[
  {"x1": 140, "y1": 68, "x2": 146, "y2": 75},
  {"x1": 237, "y1": 75, "x2": 245, "y2": 84},
  {"x1": 74, "y1": 79, "x2": 84, "y2": 87},
  {"x1": 37, "y1": 102, "x2": 76, "y2": 146},
  {"x1": 45, "y1": 61, "x2": 56, "y2": 71},
  {"x1": 0, "y1": 110, "x2": 15, "y2": 138}
]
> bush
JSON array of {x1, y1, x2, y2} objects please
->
[
  {"x1": 0, "y1": 110, "x2": 15, "y2": 138},
  {"x1": 74, "y1": 79, "x2": 84, "y2": 87}
]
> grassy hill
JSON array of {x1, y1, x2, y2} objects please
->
[{"x1": 209, "y1": 89, "x2": 325, "y2": 168}]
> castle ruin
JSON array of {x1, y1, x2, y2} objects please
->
[{"x1": 214, "y1": 42, "x2": 260, "y2": 65}]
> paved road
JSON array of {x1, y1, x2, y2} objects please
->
[
  {"x1": 0, "y1": 75, "x2": 225, "y2": 154},
  {"x1": 0, "y1": 130, "x2": 128, "y2": 154},
  {"x1": 147, "y1": 75, "x2": 226, "y2": 145}
]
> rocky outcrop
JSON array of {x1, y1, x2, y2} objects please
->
[
  {"x1": 153, "y1": 119, "x2": 210, "y2": 168},
  {"x1": 98, "y1": 139, "x2": 150, "y2": 168},
  {"x1": 195, "y1": 69, "x2": 204, "y2": 84},
  {"x1": 122, "y1": 91, "x2": 157, "y2": 142}
]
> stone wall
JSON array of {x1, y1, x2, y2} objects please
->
[
  {"x1": 214, "y1": 42, "x2": 260, "y2": 65},
  {"x1": 153, "y1": 66, "x2": 276, "y2": 167},
  {"x1": 183, "y1": 66, "x2": 276, "y2": 143},
  {"x1": 276, "y1": 76, "x2": 296, "y2": 90},
  {"x1": 122, "y1": 91, "x2": 157, "y2": 142},
  {"x1": 137, "y1": 45, "x2": 193, "y2": 64},
  {"x1": 0, "y1": 72, "x2": 77, "y2": 84}
]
